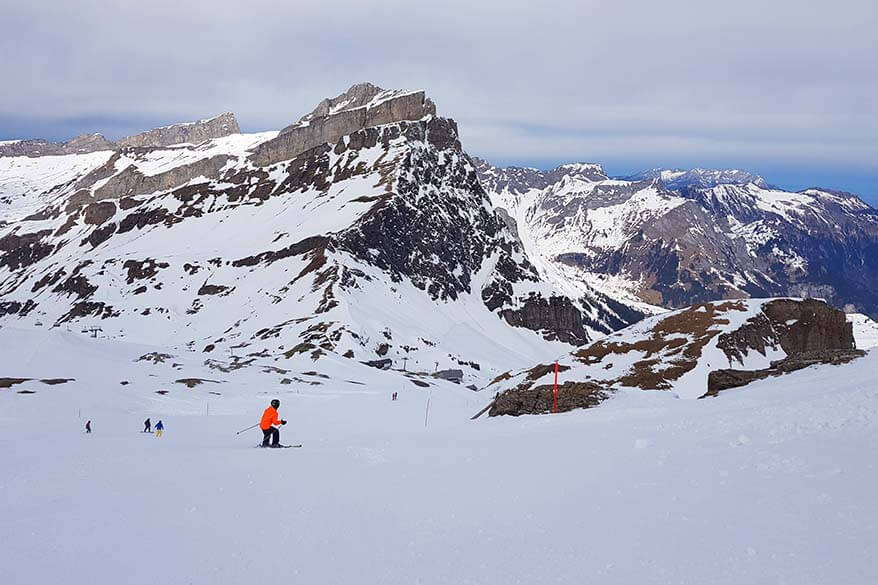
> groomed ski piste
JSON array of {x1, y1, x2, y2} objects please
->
[{"x1": 2, "y1": 323, "x2": 878, "y2": 585}]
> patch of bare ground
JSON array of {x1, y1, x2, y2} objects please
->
[
  {"x1": 175, "y1": 378, "x2": 221, "y2": 388},
  {"x1": 575, "y1": 301, "x2": 743, "y2": 390},
  {"x1": 137, "y1": 352, "x2": 175, "y2": 364},
  {"x1": 0, "y1": 378, "x2": 31, "y2": 389},
  {"x1": 488, "y1": 371, "x2": 512, "y2": 385},
  {"x1": 41, "y1": 378, "x2": 73, "y2": 385}
]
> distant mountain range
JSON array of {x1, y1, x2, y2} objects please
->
[
  {"x1": 626, "y1": 167, "x2": 768, "y2": 190},
  {"x1": 477, "y1": 158, "x2": 878, "y2": 315}
]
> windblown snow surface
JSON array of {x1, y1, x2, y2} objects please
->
[{"x1": 2, "y1": 322, "x2": 878, "y2": 585}]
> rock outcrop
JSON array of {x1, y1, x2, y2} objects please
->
[
  {"x1": 118, "y1": 113, "x2": 239, "y2": 148},
  {"x1": 489, "y1": 380, "x2": 606, "y2": 416},
  {"x1": 486, "y1": 298, "x2": 864, "y2": 416},
  {"x1": 498, "y1": 295, "x2": 588, "y2": 345},
  {"x1": 250, "y1": 83, "x2": 436, "y2": 167},
  {"x1": 704, "y1": 349, "x2": 865, "y2": 397}
]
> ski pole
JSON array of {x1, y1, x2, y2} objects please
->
[{"x1": 235, "y1": 423, "x2": 259, "y2": 435}]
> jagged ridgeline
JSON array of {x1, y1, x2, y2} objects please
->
[{"x1": 0, "y1": 83, "x2": 635, "y2": 381}]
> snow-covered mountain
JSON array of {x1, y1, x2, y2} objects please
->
[
  {"x1": 628, "y1": 167, "x2": 768, "y2": 189},
  {"x1": 476, "y1": 160, "x2": 878, "y2": 315},
  {"x1": 0, "y1": 84, "x2": 643, "y2": 386}
]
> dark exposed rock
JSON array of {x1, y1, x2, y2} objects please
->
[
  {"x1": 499, "y1": 294, "x2": 588, "y2": 345},
  {"x1": 175, "y1": 377, "x2": 221, "y2": 388},
  {"x1": 52, "y1": 262, "x2": 97, "y2": 298},
  {"x1": 198, "y1": 283, "x2": 232, "y2": 296},
  {"x1": 232, "y1": 236, "x2": 330, "y2": 268},
  {"x1": 0, "y1": 231, "x2": 55, "y2": 270},
  {"x1": 363, "y1": 358, "x2": 392, "y2": 370},
  {"x1": 489, "y1": 381, "x2": 608, "y2": 416},
  {"x1": 85, "y1": 222, "x2": 116, "y2": 247},
  {"x1": 704, "y1": 349, "x2": 866, "y2": 397},
  {"x1": 56, "y1": 301, "x2": 119, "y2": 324},
  {"x1": 123, "y1": 259, "x2": 169, "y2": 284},
  {"x1": 717, "y1": 298, "x2": 855, "y2": 364},
  {"x1": 83, "y1": 201, "x2": 116, "y2": 226}
]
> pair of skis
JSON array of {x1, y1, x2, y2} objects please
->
[{"x1": 256, "y1": 444, "x2": 302, "y2": 449}]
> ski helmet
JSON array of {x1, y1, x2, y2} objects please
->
[{"x1": 271, "y1": 399, "x2": 280, "y2": 409}]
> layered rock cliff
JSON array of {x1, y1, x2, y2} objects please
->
[
  {"x1": 117, "y1": 113, "x2": 240, "y2": 148},
  {"x1": 251, "y1": 83, "x2": 436, "y2": 167}
]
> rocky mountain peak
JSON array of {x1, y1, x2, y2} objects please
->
[
  {"x1": 252, "y1": 83, "x2": 439, "y2": 166},
  {"x1": 297, "y1": 82, "x2": 435, "y2": 124}
]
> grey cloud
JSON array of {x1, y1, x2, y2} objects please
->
[{"x1": 1, "y1": 0, "x2": 875, "y2": 197}]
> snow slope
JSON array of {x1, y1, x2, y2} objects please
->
[
  {"x1": 850, "y1": 313, "x2": 878, "y2": 349},
  {"x1": 2, "y1": 325, "x2": 878, "y2": 584}
]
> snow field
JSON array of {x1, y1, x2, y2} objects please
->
[{"x1": 2, "y1": 327, "x2": 878, "y2": 584}]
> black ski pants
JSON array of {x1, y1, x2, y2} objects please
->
[{"x1": 262, "y1": 426, "x2": 279, "y2": 447}]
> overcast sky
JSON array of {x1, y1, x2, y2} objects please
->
[{"x1": 1, "y1": 0, "x2": 876, "y2": 201}]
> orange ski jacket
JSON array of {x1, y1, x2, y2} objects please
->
[{"x1": 260, "y1": 406, "x2": 281, "y2": 430}]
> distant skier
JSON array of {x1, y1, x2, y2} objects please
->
[
  {"x1": 260, "y1": 399, "x2": 287, "y2": 448},
  {"x1": 143, "y1": 418, "x2": 152, "y2": 433},
  {"x1": 85, "y1": 420, "x2": 92, "y2": 434},
  {"x1": 392, "y1": 392, "x2": 398, "y2": 401},
  {"x1": 155, "y1": 420, "x2": 164, "y2": 437}
]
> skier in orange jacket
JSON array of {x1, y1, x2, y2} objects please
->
[{"x1": 260, "y1": 399, "x2": 286, "y2": 448}]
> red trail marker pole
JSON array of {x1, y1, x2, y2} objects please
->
[{"x1": 553, "y1": 360, "x2": 559, "y2": 413}]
